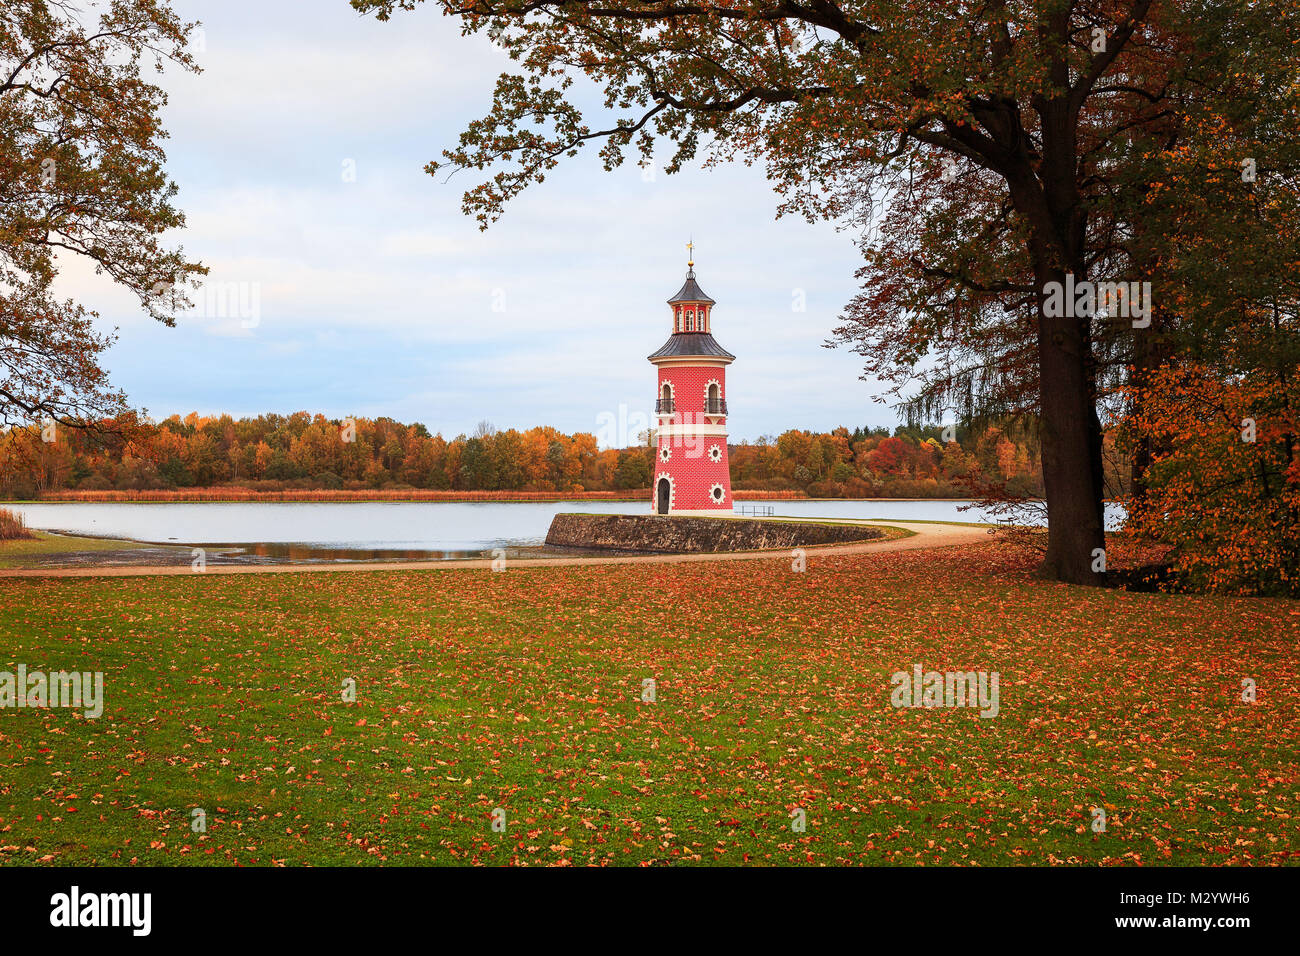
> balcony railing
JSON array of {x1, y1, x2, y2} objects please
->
[{"x1": 656, "y1": 399, "x2": 727, "y2": 415}]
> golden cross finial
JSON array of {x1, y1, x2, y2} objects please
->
[{"x1": 686, "y1": 239, "x2": 694, "y2": 268}]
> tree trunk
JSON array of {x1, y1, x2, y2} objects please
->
[
  {"x1": 1036, "y1": 266, "x2": 1107, "y2": 585},
  {"x1": 1009, "y1": 88, "x2": 1108, "y2": 586}
]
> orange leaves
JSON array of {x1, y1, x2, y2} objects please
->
[
  {"x1": 1122, "y1": 362, "x2": 1300, "y2": 596},
  {"x1": 3, "y1": 541, "x2": 1299, "y2": 866}
]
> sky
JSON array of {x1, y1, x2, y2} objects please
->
[{"x1": 58, "y1": 0, "x2": 897, "y2": 446}]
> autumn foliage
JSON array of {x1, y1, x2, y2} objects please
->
[
  {"x1": 0, "y1": 3, "x2": 203, "y2": 427},
  {"x1": 0, "y1": 412, "x2": 1044, "y2": 501},
  {"x1": 1123, "y1": 366, "x2": 1300, "y2": 596}
]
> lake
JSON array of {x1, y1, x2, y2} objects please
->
[{"x1": 6, "y1": 499, "x2": 1124, "y2": 562}]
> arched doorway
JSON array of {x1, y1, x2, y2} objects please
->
[{"x1": 656, "y1": 477, "x2": 671, "y2": 515}]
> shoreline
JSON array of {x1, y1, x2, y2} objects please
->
[{"x1": 0, "y1": 520, "x2": 984, "y2": 578}]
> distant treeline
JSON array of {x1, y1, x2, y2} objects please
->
[{"x1": 0, "y1": 412, "x2": 1049, "y2": 499}]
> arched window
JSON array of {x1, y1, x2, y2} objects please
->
[
  {"x1": 698, "y1": 307, "x2": 707, "y2": 330},
  {"x1": 660, "y1": 382, "x2": 673, "y2": 414},
  {"x1": 685, "y1": 310, "x2": 694, "y2": 332},
  {"x1": 707, "y1": 382, "x2": 721, "y2": 415},
  {"x1": 674, "y1": 306, "x2": 681, "y2": 332}
]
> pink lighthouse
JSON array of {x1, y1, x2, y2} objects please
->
[{"x1": 648, "y1": 248, "x2": 735, "y2": 515}]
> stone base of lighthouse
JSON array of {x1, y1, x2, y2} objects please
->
[{"x1": 652, "y1": 425, "x2": 732, "y2": 516}]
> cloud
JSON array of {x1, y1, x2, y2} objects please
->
[{"x1": 57, "y1": 0, "x2": 897, "y2": 439}]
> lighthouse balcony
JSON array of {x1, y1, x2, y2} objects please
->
[{"x1": 657, "y1": 398, "x2": 726, "y2": 417}]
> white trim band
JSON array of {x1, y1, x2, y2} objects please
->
[{"x1": 656, "y1": 423, "x2": 729, "y2": 438}]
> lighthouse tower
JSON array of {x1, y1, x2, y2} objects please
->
[{"x1": 648, "y1": 248, "x2": 735, "y2": 515}]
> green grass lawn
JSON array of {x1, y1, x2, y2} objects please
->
[{"x1": 0, "y1": 543, "x2": 1296, "y2": 866}]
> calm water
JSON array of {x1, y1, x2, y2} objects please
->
[{"x1": 7, "y1": 499, "x2": 1123, "y2": 562}]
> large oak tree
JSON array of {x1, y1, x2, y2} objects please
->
[{"x1": 357, "y1": 0, "x2": 1297, "y2": 585}]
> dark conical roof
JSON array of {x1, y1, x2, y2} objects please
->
[
  {"x1": 647, "y1": 332, "x2": 735, "y2": 362},
  {"x1": 667, "y1": 268, "x2": 715, "y2": 305}
]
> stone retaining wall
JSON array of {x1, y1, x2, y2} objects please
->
[{"x1": 545, "y1": 513, "x2": 884, "y2": 554}]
